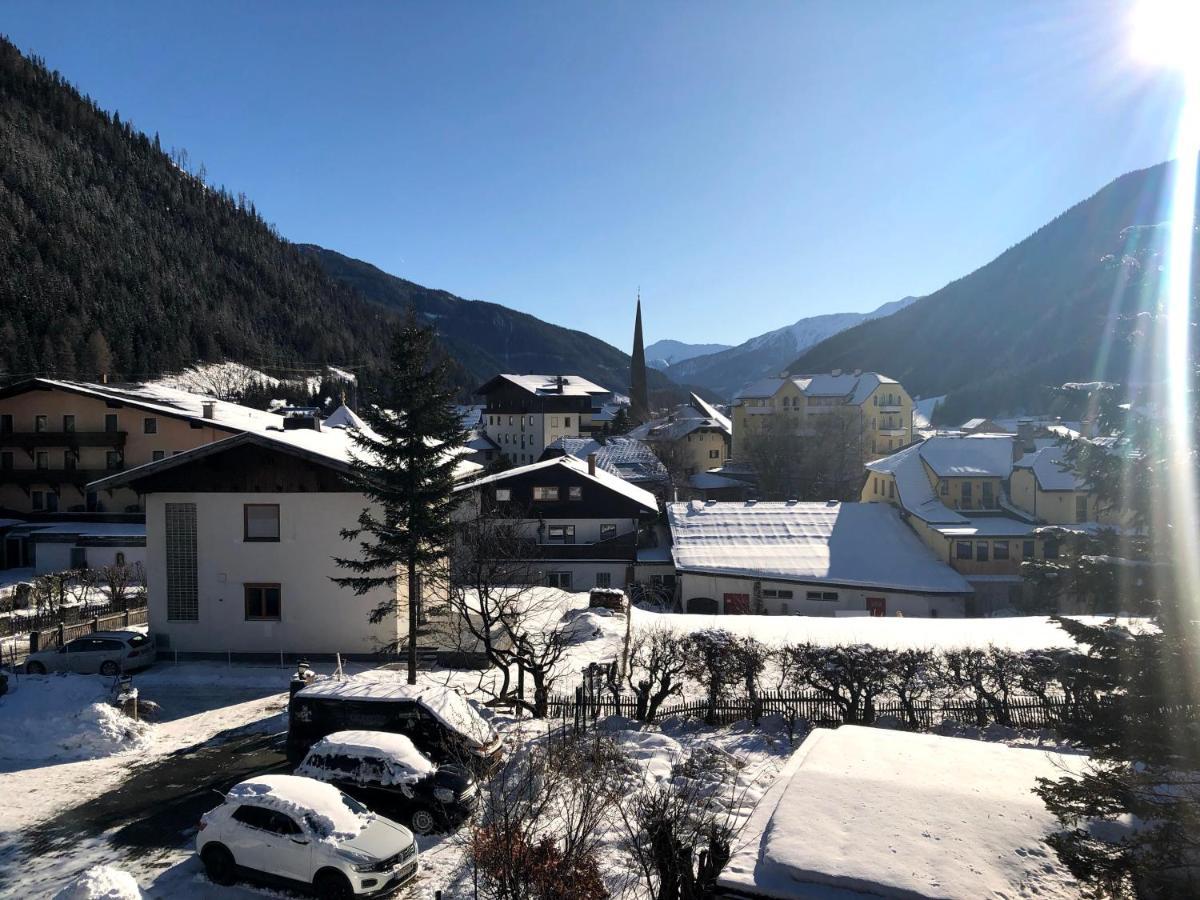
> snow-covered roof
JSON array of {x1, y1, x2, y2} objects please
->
[
  {"x1": 933, "y1": 516, "x2": 1038, "y2": 538},
  {"x1": 1013, "y1": 443, "x2": 1087, "y2": 492},
  {"x1": 300, "y1": 730, "x2": 436, "y2": 781},
  {"x1": 864, "y1": 442, "x2": 966, "y2": 525},
  {"x1": 688, "y1": 393, "x2": 732, "y2": 433},
  {"x1": 734, "y1": 372, "x2": 899, "y2": 405},
  {"x1": 458, "y1": 455, "x2": 659, "y2": 513},
  {"x1": 295, "y1": 673, "x2": 497, "y2": 748},
  {"x1": 477, "y1": 373, "x2": 611, "y2": 400},
  {"x1": 916, "y1": 433, "x2": 1014, "y2": 477},
  {"x1": 8, "y1": 522, "x2": 146, "y2": 539},
  {"x1": 688, "y1": 471, "x2": 749, "y2": 490},
  {"x1": 718, "y1": 727, "x2": 1083, "y2": 900},
  {"x1": 224, "y1": 774, "x2": 368, "y2": 841},
  {"x1": 734, "y1": 377, "x2": 787, "y2": 400},
  {"x1": 543, "y1": 437, "x2": 669, "y2": 484},
  {"x1": 323, "y1": 404, "x2": 366, "y2": 431},
  {"x1": 667, "y1": 501, "x2": 971, "y2": 594}
]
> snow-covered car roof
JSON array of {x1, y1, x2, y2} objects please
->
[
  {"x1": 296, "y1": 674, "x2": 497, "y2": 748},
  {"x1": 225, "y1": 774, "x2": 369, "y2": 841},
  {"x1": 305, "y1": 730, "x2": 436, "y2": 776}
]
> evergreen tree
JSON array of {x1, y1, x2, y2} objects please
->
[
  {"x1": 334, "y1": 315, "x2": 467, "y2": 682},
  {"x1": 1029, "y1": 384, "x2": 1200, "y2": 897},
  {"x1": 84, "y1": 330, "x2": 113, "y2": 380}
]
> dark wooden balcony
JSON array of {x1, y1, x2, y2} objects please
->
[
  {"x1": 0, "y1": 431, "x2": 127, "y2": 450},
  {"x1": 1, "y1": 468, "x2": 117, "y2": 487}
]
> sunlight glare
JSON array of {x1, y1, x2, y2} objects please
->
[{"x1": 1130, "y1": 0, "x2": 1200, "y2": 77}]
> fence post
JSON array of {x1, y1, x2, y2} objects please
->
[
  {"x1": 124, "y1": 609, "x2": 130, "y2": 627},
  {"x1": 58, "y1": 623, "x2": 65, "y2": 647},
  {"x1": 92, "y1": 616, "x2": 100, "y2": 634},
  {"x1": 29, "y1": 630, "x2": 39, "y2": 653}
]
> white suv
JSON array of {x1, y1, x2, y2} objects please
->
[{"x1": 197, "y1": 774, "x2": 419, "y2": 898}]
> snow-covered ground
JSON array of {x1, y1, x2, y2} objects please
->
[{"x1": 0, "y1": 594, "x2": 1099, "y2": 898}]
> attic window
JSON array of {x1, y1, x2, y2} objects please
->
[
  {"x1": 533, "y1": 486, "x2": 559, "y2": 502},
  {"x1": 495, "y1": 488, "x2": 511, "y2": 502},
  {"x1": 568, "y1": 486, "x2": 582, "y2": 500}
]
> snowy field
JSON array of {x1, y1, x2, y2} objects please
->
[{"x1": 0, "y1": 592, "x2": 1099, "y2": 898}]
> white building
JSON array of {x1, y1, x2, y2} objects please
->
[
  {"x1": 89, "y1": 425, "x2": 481, "y2": 658},
  {"x1": 667, "y1": 500, "x2": 972, "y2": 617},
  {"x1": 475, "y1": 374, "x2": 612, "y2": 465}
]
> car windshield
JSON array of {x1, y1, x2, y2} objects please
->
[{"x1": 340, "y1": 792, "x2": 370, "y2": 817}]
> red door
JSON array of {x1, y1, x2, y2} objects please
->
[
  {"x1": 867, "y1": 596, "x2": 886, "y2": 617},
  {"x1": 723, "y1": 593, "x2": 751, "y2": 615}
]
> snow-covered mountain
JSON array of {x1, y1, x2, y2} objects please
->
[
  {"x1": 644, "y1": 339, "x2": 733, "y2": 370},
  {"x1": 662, "y1": 297, "x2": 917, "y2": 399}
]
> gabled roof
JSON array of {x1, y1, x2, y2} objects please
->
[
  {"x1": 688, "y1": 393, "x2": 732, "y2": 433},
  {"x1": 1013, "y1": 443, "x2": 1087, "y2": 492},
  {"x1": 323, "y1": 404, "x2": 366, "y2": 430},
  {"x1": 667, "y1": 500, "x2": 971, "y2": 594},
  {"x1": 734, "y1": 372, "x2": 899, "y2": 405},
  {"x1": 541, "y1": 437, "x2": 668, "y2": 484},
  {"x1": 474, "y1": 373, "x2": 610, "y2": 399},
  {"x1": 0, "y1": 377, "x2": 279, "y2": 433},
  {"x1": 734, "y1": 377, "x2": 787, "y2": 400},
  {"x1": 866, "y1": 441, "x2": 967, "y2": 524},
  {"x1": 910, "y1": 434, "x2": 1015, "y2": 478},
  {"x1": 457, "y1": 455, "x2": 658, "y2": 512}
]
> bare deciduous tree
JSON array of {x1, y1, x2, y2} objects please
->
[{"x1": 625, "y1": 627, "x2": 689, "y2": 722}]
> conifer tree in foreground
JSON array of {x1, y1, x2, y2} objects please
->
[{"x1": 334, "y1": 314, "x2": 466, "y2": 683}]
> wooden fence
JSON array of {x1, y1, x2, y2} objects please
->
[
  {"x1": 0, "y1": 597, "x2": 148, "y2": 639},
  {"x1": 547, "y1": 689, "x2": 1077, "y2": 734},
  {"x1": 28, "y1": 606, "x2": 150, "y2": 652}
]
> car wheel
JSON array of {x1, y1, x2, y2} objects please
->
[
  {"x1": 410, "y1": 808, "x2": 437, "y2": 835},
  {"x1": 314, "y1": 868, "x2": 354, "y2": 900},
  {"x1": 99, "y1": 660, "x2": 120, "y2": 677},
  {"x1": 201, "y1": 843, "x2": 237, "y2": 886},
  {"x1": 25, "y1": 661, "x2": 46, "y2": 675}
]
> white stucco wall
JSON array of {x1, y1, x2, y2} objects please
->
[
  {"x1": 31, "y1": 542, "x2": 146, "y2": 574},
  {"x1": 678, "y1": 572, "x2": 967, "y2": 618},
  {"x1": 145, "y1": 491, "x2": 401, "y2": 654}
]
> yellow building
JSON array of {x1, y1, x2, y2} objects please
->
[
  {"x1": 0, "y1": 378, "x2": 280, "y2": 515},
  {"x1": 732, "y1": 370, "x2": 912, "y2": 461},
  {"x1": 635, "y1": 392, "x2": 732, "y2": 478}
]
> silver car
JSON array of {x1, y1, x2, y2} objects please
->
[{"x1": 25, "y1": 630, "x2": 156, "y2": 676}]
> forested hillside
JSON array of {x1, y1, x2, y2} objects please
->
[
  {"x1": 0, "y1": 37, "x2": 392, "y2": 380},
  {"x1": 0, "y1": 38, "x2": 667, "y2": 401},
  {"x1": 787, "y1": 162, "x2": 1198, "y2": 421}
]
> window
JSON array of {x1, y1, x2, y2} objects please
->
[
  {"x1": 233, "y1": 805, "x2": 299, "y2": 835},
  {"x1": 975, "y1": 542, "x2": 989, "y2": 562},
  {"x1": 888, "y1": 481, "x2": 895, "y2": 499},
  {"x1": 956, "y1": 540, "x2": 972, "y2": 560},
  {"x1": 568, "y1": 485, "x2": 582, "y2": 501},
  {"x1": 46, "y1": 492, "x2": 58, "y2": 512},
  {"x1": 547, "y1": 525, "x2": 575, "y2": 544},
  {"x1": 494, "y1": 488, "x2": 511, "y2": 502},
  {"x1": 31, "y1": 491, "x2": 44, "y2": 511},
  {"x1": 0, "y1": 452, "x2": 11, "y2": 470},
  {"x1": 34, "y1": 415, "x2": 47, "y2": 433},
  {"x1": 939, "y1": 479, "x2": 948, "y2": 496},
  {"x1": 533, "y1": 486, "x2": 559, "y2": 501},
  {"x1": 595, "y1": 572, "x2": 611, "y2": 589},
  {"x1": 35, "y1": 451, "x2": 48, "y2": 470},
  {"x1": 105, "y1": 451, "x2": 121, "y2": 470},
  {"x1": 1075, "y1": 495, "x2": 1088, "y2": 523},
  {"x1": 551, "y1": 416, "x2": 560, "y2": 428},
  {"x1": 116, "y1": 552, "x2": 126, "y2": 565},
  {"x1": 70, "y1": 547, "x2": 87, "y2": 569},
  {"x1": 508, "y1": 416, "x2": 513, "y2": 426},
  {"x1": 547, "y1": 571, "x2": 573, "y2": 590},
  {"x1": 763, "y1": 588, "x2": 795, "y2": 599},
  {"x1": 1022, "y1": 540, "x2": 1036, "y2": 558},
  {"x1": 165, "y1": 502, "x2": 198, "y2": 621},
  {"x1": 564, "y1": 416, "x2": 571, "y2": 428},
  {"x1": 993, "y1": 541, "x2": 1010, "y2": 560},
  {"x1": 63, "y1": 450, "x2": 76, "y2": 470},
  {"x1": 104, "y1": 414, "x2": 118, "y2": 432},
  {"x1": 0, "y1": 414, "x2": 11, "y2": 433},
  {"x1": 805, "y1": 590, "x2": 838, "y2": 602},
  {"x1": 961, "y1": 482, "x2": 973, "y2": 506},
  {"x1": 62, "y1": 415, "x2": 75, "y2": 432},
  {"x1": 981, "y1": 482, "x2": 994, "y2": 508},
  {"x1": 144, "y1": 417, "x2": 157, "y2": 434},
  {"x1": 709, "y1": 449, "x2": 720, "y2": 459},
  {"x1": 152, "y1": 450, "x2": 165, "y2": 461},
  {"x1": 1044, "y1": 538, "x2": 1060, "y2": 560},
  {"x1": 244, "y1": 504, "x2": 280, "y2": 541},
  {"x1": 245, "y1": 583, "x2": 282, "y2": 621},
  {"x1": 600, "y1": 523, "x2": 617, "y2": 540}
]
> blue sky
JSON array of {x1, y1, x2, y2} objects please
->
[{"x1": 1, "y1": 1, "x2": 1188, "y2": 350}]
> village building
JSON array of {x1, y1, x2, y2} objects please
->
[
  {"x1": 87, "y1": 422, "x2": 482, "y2": 658},
  {"x1": 455, "y1": 455, "x2": 664, "y2": 595},
  {"x1": 537, "y1": 436, "x2": 670, "y2": 495},
  {"x1": 629, "y1": 392, "x2": 733, "y2": 484},
  {"x1": 667, "y1": 500, "x2": 971, "y2": 617},
  {"x1": 475, "y1": 374, "x2": 612, "y2": 465},
  {"x1": 731, "y1": 370, "x2": 913, "y2": 461}
]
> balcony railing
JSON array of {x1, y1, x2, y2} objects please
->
[
  {"x1": 0, "y1": 431, "x2": 127, "y2": 449},
  {"x1": 1, "y1": 468, "x2": 117, "y2": 487}
]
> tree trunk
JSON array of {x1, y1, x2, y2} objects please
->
[{"x1": 407, "y1": 556, "x2": 418, "y2": 684}]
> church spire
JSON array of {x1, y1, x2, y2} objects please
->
[{"x1": 630, "y1": 290, "x2": 650, "y2": 424}]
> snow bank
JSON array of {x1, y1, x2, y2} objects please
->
[
  {"x1": 0, "y1": 674, "x2": 151, "y2": 762},
  {"x1": 53, "y1": 865, "x2": 145, "y2": 900},
  {"x1": 634, "y1": 609, "x2": 1147, "y2": 652},
  {"x1": 298, "y1": 730, "x2": 435, "y2": 784},
  {"x1": 719, "y1": 726, "x2": 1084, "y2": 899},
  {"x1": 224, "y1": 774, "x2": 369, "y2": 841}
]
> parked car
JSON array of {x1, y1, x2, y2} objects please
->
[
  {"x1": 287, "y1": 674, "x2": 502, "y2": 773},
  {"x1": 24, "y1": 630, "x2": 156, "y2": 676},
  {"x1": 296, "y1": 730, "x2": 478, "y2": 834},
  {"x1": 197, "y1": 773, "x2": 419, "y2": 899}
]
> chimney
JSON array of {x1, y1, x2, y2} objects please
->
[
  {"x1": 587, "y1": 452, "x2": 597, "y2": 477},
  {"x1": 831, "y1": 368, "x2": 842, "y2": 377},
  {"x1": 202, "y1": 401, "x2": 215, "y2": 420},
  {"x1": 1015, "y1": 418, "x2": 1035, "y2": 459},
  {"x1": 556, "y1": 375, "x2": 566, "y2": 393}
]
